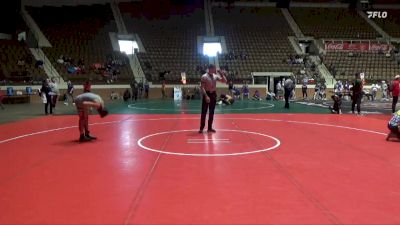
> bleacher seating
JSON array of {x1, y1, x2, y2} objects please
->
[
  {"x1": 324, "y1": 51, "x2": 400, "y2": 82},
  {"x1": 0, "y1": 14, "x2": 47, "y2": 85},
  {"x1": 0, "y1": 39, "x2": 47, "y2": 85},
  {"x1": 17, "y1": 2, "x2": 398, "y2": 86},
  {"x1": 27, "y1": 4, "x2": 133, "y2": 84},
  {"x1": 120, "y1": 1, "x2": 208, "y2": 84},
  {"x1": 213, "y1": 7, "x2": 302, "y2": 81},
  {"x1": 290, "y1": 8, "x2": 380, "y2": 39}
]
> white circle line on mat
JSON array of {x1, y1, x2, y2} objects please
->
[{"x1": 137, "y1": 129, "x2": 281, "y2": 157}]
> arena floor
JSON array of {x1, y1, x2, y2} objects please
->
[{"x1": 0, "y1": 98, "x2": 398, "y2": 225}]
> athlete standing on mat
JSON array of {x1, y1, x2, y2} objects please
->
[
  {"x1": 199, "y1": 64, "x2": 227, "y2": 133},
  {"x1": 74, "y1": 92, "x2": 108, "y2": 142}
]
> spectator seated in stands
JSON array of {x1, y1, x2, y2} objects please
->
[
  {"x1": 363, "y1": 87, "x2": 373, "y2": 101},
  {"x1": 239, "y1": 52, "x2": 248, "y2": 60},
  {"x1": 91, "y1": 63, "x2": 104, "y2": 70},
  {"x1": 78, "y1": 57, "x2": 85, "y2": 67},
  {"x1": 242, "y1": 83, "x2": 250, "y2": 99},
  {"x1": 233, "y1": 86, "x2": 241, "y2": 99},
  {"x1": 252, "y1": 90, "x2": 261, "y2": 101},
  {"x1": 226, "y1": 51, "x2": 235, "y2": 60},
  {"x1": 266, "y1": 90, "x2": 277, "y2": 101},
  {"x1": 102, "y1": 70, "x2": 112, "y2": 82},
  {"x1": 57, "y1": 55, "x2": 64, "y2": 64},
  {"x1": 63, "y1": 56, "x2": 74, "y2": 66},
  {"x1": 17, "y1": 58, "x2": 25, "y2": 66},
  {"x1": 35, "y1": 60, "x2": 44, "y2": 69},
  {"x1": 67, "y1": 66, "x2": 83, "y2": 74},
  {"x1": 294, "y1": 55, "x2": 303, "y2": 64},
  {"x1": 110, "y1": 91, "x2": 119, "y2": 100},
  {"x1": 123, "y1": 89, "x2": 131, "y2": 102},
  {"x1": 287, "y1": 54, "x2": 295, "y2": 64},
  {"x1": 185, "y1": 88, "x2": 194, "y2": 100},
  {"x1": 111, "y1": 70, "x2": 119, "y2": 82}
]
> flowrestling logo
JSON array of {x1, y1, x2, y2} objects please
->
[{"x1": 366, "y1": 11, "x2": 388, "y2": 19}]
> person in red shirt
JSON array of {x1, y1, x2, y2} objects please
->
[
  {"x1": 391, "y1": 75, "x2": 400, "y2": 113},
  {"x1": 83, "y1": 80, "x2": 91, "y2": 93}
]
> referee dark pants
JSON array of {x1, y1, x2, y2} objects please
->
[
  {"x1": 392, "y1": 96, "x2": 398, "y2": 113},
  {"x1": 200, "y1": 91, "x2": 217, "y2": 131},
  {"x1": 284, "y1": 88, "x2": 291, "y2": 109},
  {"x1": 351, "y1": 93, "x2": 362, "y2": 114}
]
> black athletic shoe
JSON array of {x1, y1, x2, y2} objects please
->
[
  {"x1": 207, "y1": 129, "x2": 216, "y2": 133},
  {"x1": 79, "y1": 135, "x2": 92, "y2": 142},
  {"x1": 85, "y1": 133, "x2": 97, "y2": 140},
  {"x1": 198, "y1": 130, "x2": 203, "y2": 133}
]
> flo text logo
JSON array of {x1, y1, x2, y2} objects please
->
[{"x1": 366, "y1": 11, "x2": 387, "y2": 19}]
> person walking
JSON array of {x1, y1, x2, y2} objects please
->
[{"x1": 284, "y1": 77, "x2": 295, "y2": 109}]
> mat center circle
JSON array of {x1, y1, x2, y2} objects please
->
[{"x1": 137, "y1": 129, "x2": 280, "y2": 157}]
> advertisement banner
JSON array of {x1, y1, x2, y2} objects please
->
[
  {"x1": 324, "y1": 41, "x2": 392, "y2": 52},
  {"x1": 325, "y1": 42, "x2": 344, "y2": 51},
  {"x1": 174, "y1": 86, "x2": 182, "y2": 101},
  {"x1": 369, "y1": 43, "x2": 391, "y2": 52}
]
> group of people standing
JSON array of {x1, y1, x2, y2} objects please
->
[
  {"x1": 123, "y1": 80, "x2": 149, "y2": 102},
  {"x1": 346, "y1": 74, "x2": 400, "y2": 114}
]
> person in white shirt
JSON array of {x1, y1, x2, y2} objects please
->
[{"x1": 199, "y1": 64, "x2": 227, "y2": 133}]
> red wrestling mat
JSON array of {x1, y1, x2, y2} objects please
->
[{"x1": 0, "y1": 114, "x2": 399, "y2": 225}]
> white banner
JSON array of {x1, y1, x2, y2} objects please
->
[{"x1": 174, "y1": 86, "x2": 182, "y2": 101}]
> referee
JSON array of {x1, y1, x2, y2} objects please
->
[{"x1": 199, "y1": 64, "x2": 227, "y2": 133}]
